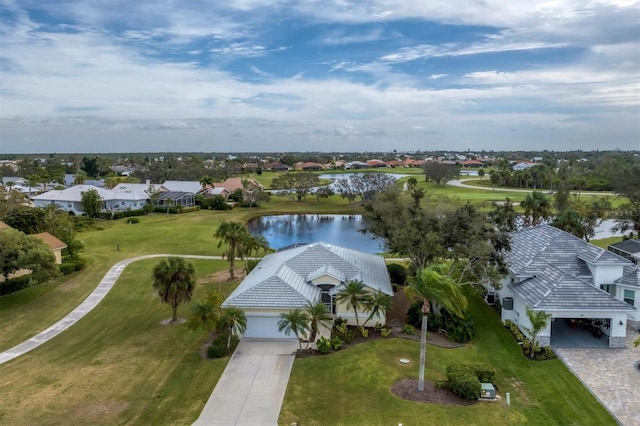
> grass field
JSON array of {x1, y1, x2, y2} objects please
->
[{"x1": 279, "y1": 292, "x2": 616, "y2": 426}]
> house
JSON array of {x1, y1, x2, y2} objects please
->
[
  {"x1": 295, "y1": 162, "x2": 324, "y2": 171},
  {"x1": 159, "y1": 180, "x2": 205, "y2": 195},
  {"x1": 366, "y1": 159, "x2": 387, "y2": 168},
  {"x1": 512, "y1": 161, "x2": 535, "y2": 171},
  {"x1": 608, "y1": 240, "x2": 640, "y2": 265},
  {"x1": 33, "y1": 232, "x2": 67, "y2": 264},
  {"x1": 212, "y1": 177, "x2": 264, "y2": 193},
  {"x1": 222, "y1": 242, "x2": 393, "y2": 339},
  {"x1": 201, "y1": 187, "x2": 231, "y2": 199},
  {"x1": 486, "y1": 225, "x2": 638, "y2": 348},
  {"x1": 460, "y1": 160, "x2": 484, "y2": 168},
  {"x1": 31, "y1": 184, "x2": 150, "y2": 215}
]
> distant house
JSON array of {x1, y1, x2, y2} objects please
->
[
  {"x1": 34, "y1": 232, "x2": 67, "y2": 264},
  {"x1": 486, "y1": 225, "x2": 638, "y2": 348},
  {"x1": 344, "y1": 161, "x2": 369, "y2": 169},
  {"x1": 268, "y1": 163, "x2": 290, "y2": 171},
  {"x1": 608, "y1": 240, "x2": 640, "y2": 265},
  {"x1": 152, "y1": 191, "x2": 195, "y2": 209},
  {"x1": 201, "y1": 187, "x2": 231, "y2": 199},
  {"x1": 460, "y1": 160, "x2": 484, "y2": 168},
  {"x1": 366, "y1": 159, "x2": 387, "y2": 168},
  {"x1": 111, "y1": 165, "x2": 134, "y2": 176},
  {"x1": 212, "y1": 177, "x2": 264, "y2": 193},
  {"x1": 295, "y1": 162, "x2": 324, "y2": 171},
  {"x1": 512, "y1": 162, "x2": 535, "y2": 171},
  {"x1": 159, "y1": 180, "x2": 205, "y2": 195},
  {"x1": 31, "y1": 184, "x2": 150, "y2": 215}
]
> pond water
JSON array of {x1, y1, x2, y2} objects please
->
[{"x1": 247, "y1": 214, "x2": 385, "y2": 253}]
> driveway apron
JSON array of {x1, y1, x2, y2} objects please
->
[{"x1": 193, "y1": 339, "x2": 298, "y2": 426}]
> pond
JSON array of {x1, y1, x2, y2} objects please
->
[{"x1": 247, "y1": 214, "x2": 385, "y2": 254}]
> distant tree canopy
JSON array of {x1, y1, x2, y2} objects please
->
[
  {"x1": 271, "y1": 172, "x2": 320, "y2": 201},
  {"x1": 422, "y1": 162, "x2": 459, "y2": 185}
]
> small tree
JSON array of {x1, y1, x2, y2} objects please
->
[
  {"x1": 214, "y1": 220, "x2": 252, "y2": 280},
  {"x1": 218, "y1": 307, "x2": 247, "y2": 349},
  {"x1": 305, "y1": 301, "x2": 332, "y2": 345},
  {"x1": 362, "y1": 290, "x2": 393, "y2": 327},
  {"x1": 523, "y1": 306, "x2": 552, "y2": 358},
  {"x1": 278, "y1": 309, "x2": 311, "y2": 350},
  {"x1": 335, "y1": 280, "x2": 369, "y2": 327},
  {"x1": 81, "y1": 188, "x2": 103, "y2": 218},
  {"x1": 151, "y1": 257, "x2": 196, "y2": 323}
]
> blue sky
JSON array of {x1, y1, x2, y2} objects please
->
[{"x1": 0, "y1": 0, "x2": 638, "y2": 153}]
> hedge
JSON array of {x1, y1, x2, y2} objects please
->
[
  {"x1": 0, "y1": 275, "x2": 33, "y2": 296},
  {"x1": 445, "y1": 362, "x2": 496, "y2": 400}
]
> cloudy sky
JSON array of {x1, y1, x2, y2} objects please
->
[{"x1": 0, "y1": 0, "x2": 638, "y2": 153}]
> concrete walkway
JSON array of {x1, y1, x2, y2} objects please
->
[
  {"x1": 193, "y1": 339, "x2": 298, "y2": 426},
  {"x1": 555, "y1": 328, "x2": 640, "y2": 426},
  {"x1": 446, "y1": 178, "x2": 613, "y2": 196},
  {"x1": 0, "y1": 254, "x2": 224, "y2": 365}
]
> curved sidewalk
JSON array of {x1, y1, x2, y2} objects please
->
[{"x1": 0, "y1": 254, "x2": 223, "y2": 365}]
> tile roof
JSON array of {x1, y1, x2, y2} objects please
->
[
  {"x1": 223, "y1": 242, "x2": 392, "y2": 309},
  {"x1": 160, "y1": 180, "x2": 203, "y2": 194},
  {"x1": 609, "y1": 239, "x2": 640, "y2": 255},
  {"x1": 33, "y1": 232, "x2": 67, "y2": 250},
  {"x1": 509, "y1": 265, "x2": 634, "y2": 311},
  {"x1": 614, "y1": 266, "x2": 640, "y2": 288}
]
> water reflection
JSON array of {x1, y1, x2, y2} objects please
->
[{"x1": 248, "y1": 214, "x2": 385, "y2": 253}]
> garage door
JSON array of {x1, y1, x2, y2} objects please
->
[{"x1": 244, "y1": 314, "x2": 297, "y2": 339}]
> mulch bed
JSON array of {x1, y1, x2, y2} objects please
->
[{"x1": 390, "y1": 379, "x2": 476, "y2": 406}]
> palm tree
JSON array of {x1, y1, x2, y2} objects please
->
[
  {"x1": 245, "y1": 234, "x2": 270, "y2": 257},
  {"x1": 187, "y1": 300, "x2": 218, "y2": 331},
  {"x1": 278, "y1": 309, "x2": 311, "y2": 350},
  {"x1": 305, "y1": 301, "x2": 333, "y2": 345},
  {"x1": 335, "y1": 279, "x2": 369, "y2": 327},
  {"x1": 521, "y1": 191, "x2": 552, "y2": 226},
  {"x1": 214, "y1": 220, "x2": 251, "y2": 280},
  {"x1": 405, "y1": 263, "x2": 467, "y2": 392},
  {"x1": 218, "y1": 307, "x2": 247, "y2": 349},
  {"x1": 152, "y1": 257, "x2": 196, "y2": 323},
  {"x1": 200, "y1": 175, "x2": 214, "y2": 189},
  {"x1": 362, "y1": 290, "x2": 393, "y2": 327},
  {"x1": 523, "y1": 306, "x2": 552, "y2": 358}
]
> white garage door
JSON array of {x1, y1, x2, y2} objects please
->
[{"x1": 244, "y1": 314, "x2": 297, "y2": 339}]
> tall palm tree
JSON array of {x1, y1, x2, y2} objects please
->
[
  {"x1": 152, "y1": 257, "x2": 196, "y2": 323},
  {"x1": 335, "y1": 279, "x2": 369, "y2": 327},
  {"x1": 405, "y1": 263, "x2": 467, "y2": 392},
  {"x1": 521, "y1": 191, "x2": 552, "y2": 226},
  {"x1": 278, "y1": 309, "x2": 311, "y2": 350},
  {"x1": 218, "y1": 307, "x2": 247, "y2": 349},
  {"x1": 362, "y1": 290, "x2": 393, "y2": 327},
  {"x1": 305, "y1": 301, "x2": 333, "y2": 345},
  {"x1": 245, "y1": 234, "x2": 270, "y2": 257},
  {"x1": 214, "y1": 220, "x2": 251, "y2": 280}
]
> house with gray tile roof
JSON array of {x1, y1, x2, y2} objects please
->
[
  {"x1": 487, "y1": 225, "x2": 637, "y2": 348},
  {"x1": 222, "y1": 242, "x2": 393, "y2": 339},
  {"x1": 31, "y1": 184, "x2": 150, "y2": 215},
  {"x1": 608, "y1": 239, "x2": 640, "y2": 265}
]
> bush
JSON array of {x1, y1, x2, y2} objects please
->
[
  {"x1": 316, "y1": 336, "x2": 332, "y2": 354},
  {"x1": 333, "y1": 322, "x2": 355, "y2": 343},
  {"x1": 178, "y1": 206, "x2": 200, "y2": 214},
  {"x1": 127, "y1": 217, "x2": 140, "y2": 224},
  {"x1": 59, "y1": 262, "x2": 76, "y2": 275},
  {"x1": 380, "y1": 327, "x2": 392, "y2": 337},
  {"x1": 330, "y1": 336, "x2": 343, "y2": 350},
  {"x1": 407, "y1": 300, "x2": 424, "y2": 328},
  {"x1": 387, "y1": 263, "x2": 407, "y2": 286},
  {"x1": 0, "y1": 275, "x2": 32, "y2": 296},
  {"x1": 402, "y1": 324, "x2": 415, "y2": 335},
  {"x1": 207, "y1": 333, "x2": 239, "y2": 359},
  {"x1": 74, "y1": 258, "x2": 88, "y2": 271},
  {"x1": 448, "y1": 371, "x2": 481, "y2": 401},
  {"x1": 472, "y1": 363, "x2": 496, "y2": 383},
  {"x1": 360, "y1": 327, "x2": 369, "y2": 338}
]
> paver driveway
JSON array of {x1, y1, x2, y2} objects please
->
[
  {"x1": 555, "y1": 328, "x2": 640, "y2": 426},
  {"x1": 193, "y1": 339, "x2": 298, "y2": 426}
]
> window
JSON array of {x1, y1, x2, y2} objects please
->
[
  {"x1": 624, "y1": 289, "x2": 635, "y2": 306},
  {"x1": 601, "y1": 284, "x2": 612, "y2": 294}
]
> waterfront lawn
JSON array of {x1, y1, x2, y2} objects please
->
[
  {"x1": 279, "y1": 292, "x2": 615, "y2": 426},
  {"x1": 0, "y1": 258, "x2": 237, "y2": 425}
]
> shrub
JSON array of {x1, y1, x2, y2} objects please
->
[
  {"x1": 126, "y1": 217, "x2": 140, "y2": 224},
  {"x1": 59, "y1": 262, "x2": 76, "y2": 275},
  {"x1": 380, "y1": 327, "x2": 392, "y2": 337},
  {"x1": 448, "y1": 371, "x2": 481, "y2": 401},
  {"x1": 330, "y1": 336, "x2": 343, "y2": 350},
  {"x1": 0, "y1": 275, "x2": 32, "y2": 296},
  {"x1": 316, "y1": 336, "x2": 332, "y2": 354},
  {"x1": 373, "y1": 322, "x2": 383, "y2": 332},
  {"x1": 360, "y1": 327, "x2": 369, "y2": 338},
  {"x1": 402, "y1": 324, "x2": 415, "y2": 335},
  {"x1": 178, "y1": 206, "x2": 200, "y2": 214},
  {"x1": 207, "y1": 333, "x2": 239, "y2": 359},
  {"x1": 334, "y1": 322, "x2": 355, "y2": 343},
  {"x1": 407, "y1": 300, "x2": 424, "y2": 328},
  {"x1": 74, "y1": 258, "x2": 88, "y2": 271},
  {"x1": 472, "y1": 363, "x2": 496, "y2": 383},
  {"x1": 387, "y1": 263, "x2": 407, "y2": 286},
  {"x1": 442, "y1": 311, "x2": 475, "y2": 343},
  {"x1": 537, "y1": 346, "x2": 557, "y2": 360}
]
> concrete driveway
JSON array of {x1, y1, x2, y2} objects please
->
[{"x1": 193, "y1": 339, "x2": 298, "y2": 426}]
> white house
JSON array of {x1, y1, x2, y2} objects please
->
[
  {"x1": 31, "y1": 184, "x2": 150, "y2": 215},
  {"x1": 222, "y1": 242, "x2": 393, "y2": 339},
  {"x1": 487, "y1": 225, "x2": 638, "y2": 348}
]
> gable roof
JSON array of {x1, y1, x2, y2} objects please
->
[
  {"x1": 609, "y1": 239, "x2": 640, "y2": 255},
  {"x1": 160, "y1": 181, "x2": 203, "y2": 194},
  {"x1": 614, "y1": 266, "x2": 640, "y2": 288},
  {"x1": 223, "y1": 242, "x2": 392, "y2": 309},
  {"x1": 31, "y1": 185, "x2": 113, "y2": 203}
]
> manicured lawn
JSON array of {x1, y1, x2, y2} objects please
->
[
  {"x1": 279, "y1": 292, "x2": 615, "y2": 426},
  {"x1": 0, "y1": 258, "x2": 237, "y2": 425}
]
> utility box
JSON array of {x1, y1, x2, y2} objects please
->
[
  {"x1": 502, "y1": 297, "x2": 513, "y2": 310},
  {"x1": 480, "y1": 383, "x2": 496, "y2": 400}
]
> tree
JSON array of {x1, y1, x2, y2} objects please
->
[
  {"x1": 521, "y1": 191, "x2": 552, "y2": 226},
  {"x1": 81, "y1": 188, "x2": 103, "y2": 218},
  {"x1": 422, "y1": 162, "x2": 459, "y2": 185},
  {"x1": 523, "y1": 306, "x2": 552, "y2": 358},
  {"x1": 187, "y1": 300, "x2": 219, "y2": 332},
  {"x1": 315, "y1": 186, "x2": 334, "y2": 202},
  {"x1": 0, "y1": 229, "x2": 59, "y2": 282},
  {"x1": 478, "y1": 169, "x2": 485, "y2": 180},
  {"x1": 200, "y1": 175, "x2": 214, "y2": 189},
  {"x1": 2, "y1": 206, "x2": 45, "y2": 234},
  {"x1": 278, "y1": 309, "x2": 311, "y2": 350},
  {"x1": 214, "y1": 220, "x2": 252, "y2": 280},
  {"x1": 405, "y1": 263, "x2": 467, "y2": 392},
  {"x1": 612, "y1": 163, "x2": 640, "y2": 238},
  {"x1": 488, "y1": 198, "x2": 517, "y2": 233},
  {"x1": 552, "y1": 209, "x2": 586, "y2": 239},
  {"x1": 73, "y1": 170, "x2": 87, "y2": 185},
  {"x1": 335, "y1": 279, "x2": 369, "y2": 327},
  {"x1": 218, "y1": 307, "x2": 247, "y2": 349},
  {"x1": 151, "y1": 257, "x2": 196, "y2": 323},
  {"x1": 362, "y1": 290, "x2": 393, "y2": 327},
  {"x1": 305, "y1": 301, "x2": 332, "y2": 345}
]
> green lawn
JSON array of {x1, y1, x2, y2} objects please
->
[
  {"x1": 279, "y1": 292, "x2": 615, "y2": 426},
  {"x1": 0, "y1": 258, "x2": 237, "y2": 425}
]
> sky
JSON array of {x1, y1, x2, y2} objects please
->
[{"x1": 0, "y1": 0, "x2": 639, "y2": 154}]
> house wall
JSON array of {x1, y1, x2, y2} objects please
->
[{"x1": 590, "y1": 264, "x2": 625, "y2": 287}]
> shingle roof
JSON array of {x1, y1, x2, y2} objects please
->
[
  {"x1": 509, "y1": 265, "x2": 634, "y2": 311},
  {"x1": 223, "y1": 242, "x2": 392, "y2": 309},
  {"x1": 33, "y1": 232, "x2": 67, "y2": 250}
]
